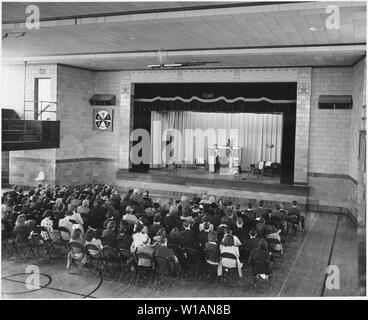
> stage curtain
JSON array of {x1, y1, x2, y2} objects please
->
[{"x1": 150, "y1": 111, "x2": 283, "y2": 170}]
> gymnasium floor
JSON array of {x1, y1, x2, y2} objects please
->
[{"x1": 1, "y1": 212, "x2": 360, "y2": 298}]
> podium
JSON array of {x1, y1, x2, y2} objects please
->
[{"x1": 208, "y1": 146, "x2": 242, "y2": 175}]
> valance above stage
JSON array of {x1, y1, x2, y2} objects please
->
[{"x1": 134, "y1": 82, "x2": 297, "y2": 113}]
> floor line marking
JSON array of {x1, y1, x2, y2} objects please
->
[
  {"x1": 277, "y1": 217, "x2": 318, "y2": 297},
  {"x1": 2, "y1": 277, "x2": 97, "y2": 298},
  {"x1": 320, "y1": 215, "x2": 341, "y2": 297}
]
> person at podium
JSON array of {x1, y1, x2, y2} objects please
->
[{"x1": 214, "y1": 144, "x2": 220, "y2": 173}]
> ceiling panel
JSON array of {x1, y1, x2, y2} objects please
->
[
  {"x1": 2, "y1": 2, "x2": 236, "y2": 22},
  {"x1": 2, "y1": 2, "x2": 366, "y2": 69},
  {"x1": 3, "y1": 4, "x2": 366, "y2": 58}
]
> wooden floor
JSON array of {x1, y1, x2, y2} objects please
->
[
  {"x1": 1, "y1": 212, "x2": 360, "y2": 299},
  {"x1": 117, "y1": 167, "x2": 308, "y2": 196}
]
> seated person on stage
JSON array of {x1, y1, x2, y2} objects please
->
[
  {"x1": 287, "y1": 200, "x2": 305, "y2": 232},
  {"x1": 168, "y1": 156, "x2": 178, "y2": 169},
  {"x1": 179, "y1": 220, "x2": 197, "y2": 249},
  {"x1": 253, "y1": 200, "x2": 270, "y2": 220}
]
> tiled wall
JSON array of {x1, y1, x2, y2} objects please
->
[
  {"x1": 55, "y1": 66, "x2": 122, "y2": 184},
  {"x1": 306, "y1": 64, "x2": 364, "y2": 214},
  {"x1": 9, "y1": 149, "x2": 56, "y2": 187},
  {"x1": 3, "y1": 63, "x2": 365, "y2": 217}
]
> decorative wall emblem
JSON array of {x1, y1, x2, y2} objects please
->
[
  {"x1": 93, "y1": 107, "x2": 113, "y2": 131},
  {"x1": 121, "y1": 83, "x2": 130, "y2": 96},
  {"x1": 297, "y1": 81, "x2": 311, "y2": 95},
  {"x1": 297, "y1": 68, "x2": 312, "y2": 78}
]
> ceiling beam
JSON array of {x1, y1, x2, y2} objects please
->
[{"x1": 3, "y1": 44, "x2": 366, "y2": 65}]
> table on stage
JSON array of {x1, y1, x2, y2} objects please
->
[{"x1": 208, "y1": 145, "x2": 242, "y2": 175}]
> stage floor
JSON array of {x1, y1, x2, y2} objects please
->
[
  {"x1": 117, "y1": 167, "x2": 308, "y2": 204},
  {"x1": 149, "y1": 167, "x2": 281, "y2": 185}
]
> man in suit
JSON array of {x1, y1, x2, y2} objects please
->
[
  {"x1": 252, "y1": 200, "x2": 270, "y2": 220},
  {"x1": 242, "y1": 230, "x2": 260, "y2": 261},
  {"x1": 287, "y1": 200, "x2": 305, "y2": 232},
  {"x1": 198, "y1": 222, "x2": 211, "y2": 249},
  {"x1": 233, "y1": 217, "x2": 248, "y2": 243},
  {"x1": 214, "y1": 144, "x2": 220, "y2": 173},
  {"x1": 179, "y1": 220, "x2": 197, "y2": 249},
  {"x1": 155, "y1": 236, "x2": 180, "y2": 275}
]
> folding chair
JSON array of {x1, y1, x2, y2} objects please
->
[
  {"x1": 67, "y1": 242, "x2": 86, "y2": 274},
  {"x1": 167, "y1": 244, "x2": 186, "y2": 269},
  {"x1": 219, "y1": 252, "x2": 242, "y2": 285},
  {"x1": 182, "y1": 247, "x2": 201, "y2": 280},
  {"x1": 153, "y1": 256, "x2": 176, "y2": 290},
  {"x1": 132, "y1": 252, "x2": 155, "y2": 287},
  {"x1": 37, "y1": 225, "x2": 56, "y2": 253},
  {"x1": 202, "y1": 249, "x2": 219, "y2": 283},
  {"x1": 49, "y1": 226, "x2": 67, "y2": 255},
  {"x1": 266, "y1": 238, "x2": 283, "y2": 266},
  {"x1": 58, "y1": 226, "x2": 71, "y2": 242},
  {"x1": 1, "y1": 226, "x2": 20, "y2": 258},
  {"x1": 249, "y1": 161, "x2": 265, "y2": 178},
  {"x1": 85, "y1": 243, "x2": 104, "y2": 277},
  {"x1": 251, "y1": 258, "x2": 271, "y2": 289},
  {"x1": 29, "y1": 232, "x2": 53, "y2": 259},
  {"x1": 118, "y1": 248, "x2": 134, "y2": 283},
  {"x1": 101, "y1": 246, "x2": 121, "y2": 280}
]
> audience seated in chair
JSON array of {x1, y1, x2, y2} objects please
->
[{"x1": 2, "y1": 182, "x2": 304, "y2": 290}]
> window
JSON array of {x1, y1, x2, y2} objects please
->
[{"x1": 34, "y1": 78, "x2": 56, "y2": 120}]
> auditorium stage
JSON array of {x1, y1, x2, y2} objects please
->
[{"x1": 116, "y1": 167, "x2": 308, "y2": 208}]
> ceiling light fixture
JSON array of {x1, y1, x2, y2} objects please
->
[
  {"x1": 123, "y1": 35, "x2": 135, "y2": 40},
  {"x1": 309, "y1": 26, "x2": 325, "y2": 31}
]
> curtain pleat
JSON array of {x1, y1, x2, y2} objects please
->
[{"x1": 150, "y1": 111, "x2": 283, "y2": 169}]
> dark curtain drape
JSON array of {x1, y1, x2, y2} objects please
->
[{"x1": 132, "y1": 82, "x2": 297, "y2": 184}]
